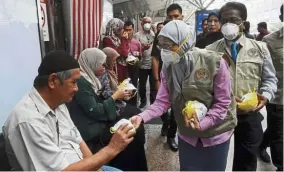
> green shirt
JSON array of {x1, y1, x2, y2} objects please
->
[{"x1": 68, "y1": 76, "x2": 117, "y2": 142}]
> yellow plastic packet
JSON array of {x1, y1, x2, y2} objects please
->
[
  {"x1": 182, "y1": 101, "x2": 207, "y2": 120},
  {"x1": 182, "y1": 101, "x2": 196, "y2": 119},
  {"x1": 118, "y1": 78, "x2": 130, "y2": 90},
  {"x1": 238, "y1": 89, "x2": 258, "y2": 111},
  {"x1": 118, "y1": 78, "x2": 137, "y2": 100}
]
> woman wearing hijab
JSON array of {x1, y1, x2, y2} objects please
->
[
  {"x1": 98, "y1": 47, "x2": 120, "y2": 98},
  {"x1": 103, "y1": 18, "x2": 129, "y2": 83},
  {"x1": 196, "y1": 12, "x2": 223, "y2": 48},
  {"x1": 102, "y1": 47, "x2": 120, "y2": 91},
  {"x1": 131, "y1": 20, "x2": 237, "y2": 171},
  {"x1": 68, "y1": 48, "x2": 148, "y2": 171},
  {"x1": 97, "y1": 47, "x2": 126, "y2": 112}
]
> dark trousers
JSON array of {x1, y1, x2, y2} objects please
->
[
  {"x1": 138, "y1": 68, "x2": 155, "y2": 104},
  {"x1": 179, "y1": 138, "x2": 230, "y2": 171},
  {"x1": 127, "y1": 64, "x2": 139, "y2": 106},
  {"x1": 233, "y1": 112, "x2": 264, "y2": 171},
  {"x1": 151, "y1": 88, "x2": 177, "y2": 138},
  {"x1": 260, "y1": 104, "x2": 283, "y2": 171},
  {"x1": 87, "y1": 104, "x2": 148, "y2": 171}
]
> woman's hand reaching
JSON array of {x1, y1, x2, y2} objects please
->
[
  {"x1": 130, "y1": 115, "x2": 143, "y2": 129},
  {"x1": 112, "y1": 89, "x2": 130, "y2": 100}
]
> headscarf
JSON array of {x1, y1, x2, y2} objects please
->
[
  {"x1": 105, "y1": 18, "x2": 124, "y2": 47},
  {"x1": 78, "y1": 48, "x2": 107, "y2": 94},
  {"x1": 102, "y1": 47, "x2": 120, "y2": 90},
  {"x1": 158, "y1": 20, "x2": 196, "y2": 94}
]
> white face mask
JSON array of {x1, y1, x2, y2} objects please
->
[
  {"x1": 143, "y1": 23, "x2": 151, "y2": 31},
  {"x1": 221, "y1": 23, "x2": 241, "y2": 40},
  {"x1": 161, "y1": 49, "x2": 180, "y2": 64}
]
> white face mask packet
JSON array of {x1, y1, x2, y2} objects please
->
[{"x1": 110, "y1": 118, "x2": 135, "y2": 133}]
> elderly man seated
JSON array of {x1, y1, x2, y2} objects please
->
[{"x1": 2, "y1": 51, "x2": 136, "y2": 171}]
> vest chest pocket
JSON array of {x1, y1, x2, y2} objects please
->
[
  {"x1": 236, "y1": 57, "x2": 263, "y2": 80},
  {"x1": 181, "y1": 82, "x2": 213, "y2": 106}
]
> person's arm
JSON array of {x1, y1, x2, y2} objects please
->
[
  {"x1": 103, "y1": 37, "x2": 129, "y2": 57},
  {"x1": 80, "y1": 141, "x2": 93, "y2": 158},
  {"x1": 64, "y1": 124, "x2": 135, "y2": 171},
  {"x1": 138, "y1": 72, "x2": 171, "y2": 123},
  {"x1": 75, "y1": 78, "x2": 117, "y2": 122},
  {"x1": 152, "y1": 56, "x2": 160, "y2": 81},
  {"x1": 63, "y1": 146, "x2": 119, "y2": 171},
  {"x1": 259, "y1": 43, "x2": 278, "y2": 102},
  {"x1": 199, "y1": 59, "x2": 232, "y2": 131},
  {"x1": 138, "y1": 41, "x2": 143, "y2": 59},
  {"x1": 151, "y1": 34, "x2": 161, "y2": 82}
]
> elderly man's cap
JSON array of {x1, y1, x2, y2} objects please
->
[{"x1": 38, "y1": 50, "x2": 79, "y2": 76}]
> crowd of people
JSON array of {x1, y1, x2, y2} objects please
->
[{"x1": 2, "y1": 1, "x2": 283, "y2": 171}]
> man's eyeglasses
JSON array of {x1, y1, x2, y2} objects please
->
[{"x1": 221, "y1": 17, "x2": 242, "y2": 24}]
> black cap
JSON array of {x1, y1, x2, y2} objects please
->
[{"x1": 38, "y1": 50, "x2": 79, "y2": 76}]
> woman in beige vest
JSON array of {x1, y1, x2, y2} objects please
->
[{"x1": 131, "y1": 20, "x2": 236, "y2": 171}]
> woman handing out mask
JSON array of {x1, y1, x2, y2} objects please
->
[{"x1": 130, "y1": 20, "x2": 237, "y2": 171}]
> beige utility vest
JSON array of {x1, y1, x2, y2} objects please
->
[
  {"x1": 206, "y1": 36, "x2": 265, "y2": 98},
  {"x1": 164, "y1": 48, "x2": 237, "y2": 138},
  {"x1": 263, "y1": 29, "x2": 283, "y2": 105}
]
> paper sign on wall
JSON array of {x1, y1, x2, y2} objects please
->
[{"x1": 40, "y1": 0, "x2": 49, "y2": 41}]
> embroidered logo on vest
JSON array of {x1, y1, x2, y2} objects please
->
[
  {"x1": 194, "y1": 68, "x2": 210, "y2": 82},
  {"x1": 247, "y1": 48, "x2": 259, "y2": 57}
]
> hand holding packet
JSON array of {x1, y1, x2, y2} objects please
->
[
  {"x1": 182, "y1": 101, "x2": 208, "y2": 128},
  {"x1": 126, "y1": 54, "x2": 139, "y2": 65},
  {"x1": 237, "y1": 90, "x2": 258, "y2": 112},
  {"x1": 118, "y1": 78, "x2": 137, "y2": 100},
  {"x1": 110, "y1": 118, "x2": 135, "y2": 134}
]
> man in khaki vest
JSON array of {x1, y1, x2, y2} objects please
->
[
  {"x1": 258, "y1": 5, "x2": 283, "y2": 171},
  {"x1": 206, "y1": 2, "x2": 278, "y2": 171}
]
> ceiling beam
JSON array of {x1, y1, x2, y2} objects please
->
[
  {"x1": 113, "y1": 0, "x2": 131, "y2": 5},
  {"x1": 185, "y1": 0, "x2": 201, "y2": 9},
  {"x1": 204, "y1": 0, "x2": 216, "y2": 10}
]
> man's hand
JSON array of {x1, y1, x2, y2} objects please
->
[
  {"x1": 235, "y1": 97, "x2": 248, "y2": 114},
  {"x1": 235, "y1": 94, "x2": 267, "y2": 114},
  {"x1": 254, "y1": 93, "x2": 268, "y2": 112},
  {"x1": 107, "y1": 124, "x2": 135, "y2": 154},
  {"x1": 130, "y1": 115, "x2": 143, "y2": 129},
  {"x1": 155, "y1": 80, "x2": 160, "y2": 90}
]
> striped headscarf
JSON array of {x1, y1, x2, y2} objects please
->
[{"x1": 105, "y1": 18, "x2": 124, "y2": 47}]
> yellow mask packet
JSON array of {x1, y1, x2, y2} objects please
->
[
  {"x1": 238, "y1": 90, "x2": 258, "y2": 111},
  {"x1": 118, "y1": 78, "x2": 137, "y2": 100},
  {"x1": 182, "y1": 101, "x2": 207, "y2": 121},
  {"x1": 118, "y1": 78, "x2": 131, "y2": 90}
]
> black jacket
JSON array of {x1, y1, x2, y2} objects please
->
[{"x1": 196, "y1": 31, "x2": 224, "y2": 48}]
